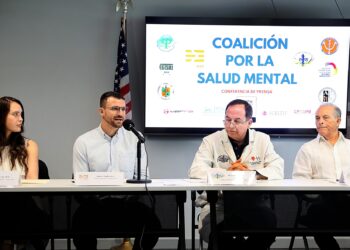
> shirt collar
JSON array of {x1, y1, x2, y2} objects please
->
[
  {"x1": 317, "y1": 131, "x2": 344, "y2": 144},
  {"x1": 97, "y1": 124, "x2": 119, "y2": 141}
]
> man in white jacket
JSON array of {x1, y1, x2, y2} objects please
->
[{"x1": 189, "y1": 99, "x2": 284, "y2": 250}]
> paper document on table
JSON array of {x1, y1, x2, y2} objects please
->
[
  {"x1": 207, "y1": 168, "x2": 256, "y2": 185},
  {"x1": 21, "y1": 179, "x2": 49, "y2": 184},
  {"x1": 151, "y1": 179, "x2": 188, "y2": 186},
  {"x1": 184, "y1": 179, "x2": 207, "y2": 184}
]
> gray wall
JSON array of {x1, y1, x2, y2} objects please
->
[
  {"x1": 3, "y1": 0, "x2": 350, "y2": 179},
  {"x1": 2, "y1": 0, "x2": 350, "y2": 245}
]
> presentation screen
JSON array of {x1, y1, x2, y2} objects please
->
[{"x1": 145, "y1": 17, "x2": 350, "y2": 136}]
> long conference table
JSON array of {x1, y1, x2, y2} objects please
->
[{"x1": 1, "y1": 178, "x2": 350, "y2": 250}]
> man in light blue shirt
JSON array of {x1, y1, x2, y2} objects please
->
[
  {"x1": 73, "y1": 122, "x2": 147, "y2": 179},
  {"x1": 72, "y1": 91, "x2": 158, "y2": 250}
]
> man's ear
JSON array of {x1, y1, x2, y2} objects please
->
[
  {"x1": 248, "y1": 118, "x2": 253, "y2": 126},
  {"x1": 98, "y1": 107, "x2": 104, "y2": 116},
  {"x1": 337, "y1": 117, "x2": 341, "y2": 125}
]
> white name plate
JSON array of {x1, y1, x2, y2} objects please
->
[
  {"x1": 0, "y1": 171, "x2": 20, "y2": 187},
  {"x1": 207, "y1": 169, "x2": 256, "y2": 185},
  {"x1": 74, "y1": 172, "x2": 125, "y2": 186}
]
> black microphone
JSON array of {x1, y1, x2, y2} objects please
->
[
  {"x1": 122, "y1": 119, "x2": 151, "y2": 184},
  {"x1": 122, "y1": 119, "x2": 145, "y2": 143}
]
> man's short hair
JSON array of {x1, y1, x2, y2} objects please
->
[
  {"x1": 225, "y1": 99, "x2": 253, "y2": 119},
  {"x1": 319, "y1": 103, "x2": 342, "y2": 118},
  {"x1": 99, "y1": 91, "x2": 124, "y2": 107}
]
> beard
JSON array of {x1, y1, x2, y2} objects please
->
[{"x1": 108, "y1": 116, "x2": 124, "y2": 128}]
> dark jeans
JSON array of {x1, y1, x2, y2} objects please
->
[
  {"x1": 208, "y1": 193, "x2": 276, "y2": 250},
  {"x1": 72, "y1": 196, "x2": 161, "y2": 250}
]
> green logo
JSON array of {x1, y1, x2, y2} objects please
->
[{"x1": 157, "y1": 35, "x2": 175, "y2": 51}]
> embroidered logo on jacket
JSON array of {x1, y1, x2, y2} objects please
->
[
  {"x1": 249, "y1": 155, "x2": 262, "y2": 165},
  {"x1": 217, "y1": 155, "x2": 230, "y2": 163}
]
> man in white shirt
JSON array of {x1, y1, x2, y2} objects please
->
[
  {"x1": 189, "y1": 99, "x2": 284, "y2": 250},
  {"x1": 72, "y1": 91, "x2": 159, "y2": 250},
  {"x1": 293, "y1": 103, "x2": 350, "y2": 250}
]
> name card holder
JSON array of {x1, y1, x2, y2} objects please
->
[
  {"x1": 207, "y1": 168, "x2": 256, "y2": 185},
  {"x1": 0, "y1": 171, "x2": 20, "y2": 187},
  {"x1": 74, "y1": 172, "x2": 125, "y2": 186}
]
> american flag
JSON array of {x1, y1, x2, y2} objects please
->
[{"x1": 114, "y1": 18, "x2": 132, "y2": 119}]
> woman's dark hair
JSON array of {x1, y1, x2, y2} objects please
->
[{"x1": 0, "y1": 96, "x2": 28, "y2": 172}]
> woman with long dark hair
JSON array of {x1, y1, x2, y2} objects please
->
[
  {"x1": 0, "y1": 96, "x2": 39, "y2": 179},
  {"x1": 0, "y1": 96, "x2": 47, "y2": 250}
]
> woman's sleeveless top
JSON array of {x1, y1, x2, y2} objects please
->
[{"x1": 0, "y1": 143, "x2": 26, "y2": 179}]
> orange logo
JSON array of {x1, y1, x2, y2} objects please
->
[{"x1": 321, "y1": 38, "x2": 338, "y2": 55}]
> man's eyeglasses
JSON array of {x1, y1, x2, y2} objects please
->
[
  {"x1": 105, "y1": 106, "x2": 126, "y2": 112},
  {"x1": 223, "y1": 118, "x2": 247, "y2": 126}
]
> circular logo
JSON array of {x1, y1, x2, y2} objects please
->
[
  {"x1": 157, "y1": 35, "x2": 175, "y2": 52},
  {"x1": 318, "y1": 87, "x2": 336, "y2": 103},
  {"x1": 321, "y1": 38, "x2": 338, "y2": 55},
  {"x1": 293, "y1": 52, "x2": 313, "y2": 66},
  {"x1": 158, "y1": 83, "x2": 174, "y2": 100}
]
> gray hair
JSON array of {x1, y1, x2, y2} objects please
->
[{"x1": 319, "y1": 103, "x2": 341, "y2": 118}]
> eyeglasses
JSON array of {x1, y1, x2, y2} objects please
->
[
  {"x1": 105, "y1": 106, "x2": 126, "y2": 112},
  {"x1": 223, "y1": 118, "x2": 247, "y2": 126}
]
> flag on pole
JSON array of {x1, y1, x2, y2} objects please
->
[{"x1": 114, "y1": 18, "x2": 132, "y2": 119}]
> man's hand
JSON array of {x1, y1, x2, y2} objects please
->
[{"x1": 227, "y1": 158, "x2": 249, "y2": 171}]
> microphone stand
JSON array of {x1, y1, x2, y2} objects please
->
[{"x1": 127, "y1": 140, "x2": 151, "y2": 183}]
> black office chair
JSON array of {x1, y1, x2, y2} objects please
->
[{"x1": 38, "y1": 159, "x2": 50, "y2": 179}]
